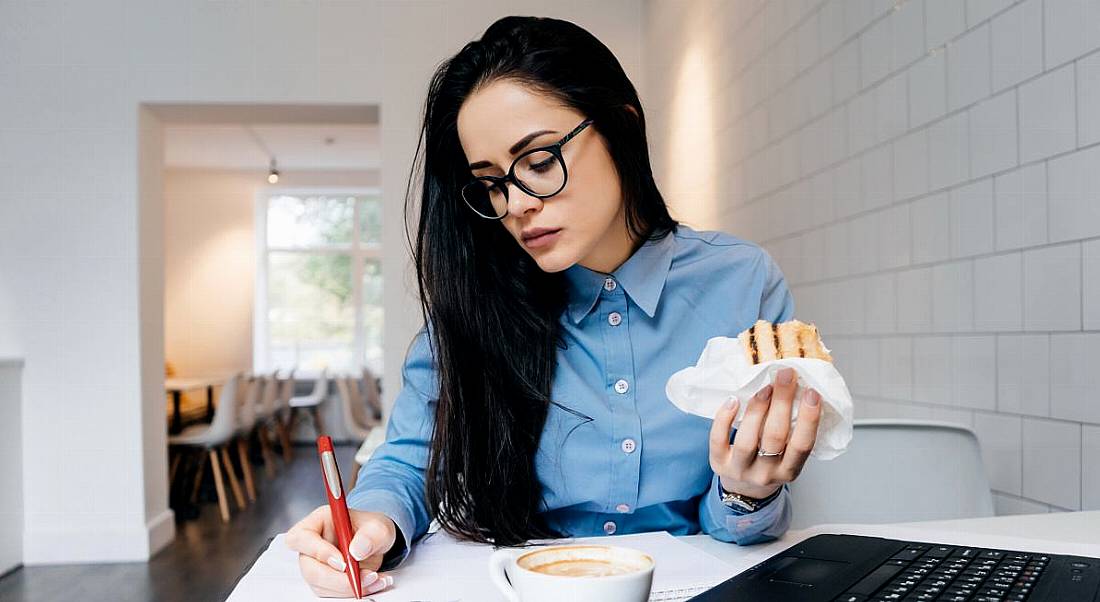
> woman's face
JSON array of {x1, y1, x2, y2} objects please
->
[{"x1": 456, "y1": 79, "x2": 632, "y2": 274}]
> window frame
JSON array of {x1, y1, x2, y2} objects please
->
[{"x1": 253, "y1": 186, "x2": 383, "y2": 377}]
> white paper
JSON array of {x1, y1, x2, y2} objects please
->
[
  {"x1": 664, "y1": 335, "x2": 853, "y2": 460},
  {"x1": 227, "y1": 530, "x2": 737, "y2": 602}
]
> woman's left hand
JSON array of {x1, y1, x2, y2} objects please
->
[{"x1": 708, "y1": 366, "x2": 822, "y2": 500}]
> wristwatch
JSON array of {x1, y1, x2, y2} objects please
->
[{"x1": 718, "y1": 481, "x2": 783, "y2": 514}]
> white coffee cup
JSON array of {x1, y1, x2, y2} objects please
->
[{"x1": 488, "y1": 544, "x2": 655, "y2": 602}]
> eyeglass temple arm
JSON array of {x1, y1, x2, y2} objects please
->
[{"x1": 557, "y1": 119, "x2": 594, "y2": 147}]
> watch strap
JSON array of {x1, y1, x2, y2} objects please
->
[{"x1": 718, "y1": 481, "x2": 783, "y2": 514}]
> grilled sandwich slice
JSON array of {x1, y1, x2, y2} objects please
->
[{"x1": 736, "y1": 319, "x2": 833, "y2": 365}]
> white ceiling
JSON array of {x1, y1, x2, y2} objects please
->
[{"x1": 163, "y1": 123, "x2": 380, "y2": 170}]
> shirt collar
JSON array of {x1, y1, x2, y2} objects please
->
[{"x1": 562, "y1": 227, "x2": 677, "y2": 324}]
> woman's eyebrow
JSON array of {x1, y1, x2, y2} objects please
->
[{"x1": 468, "y1": 129, "x2": 558, "y2": 170}]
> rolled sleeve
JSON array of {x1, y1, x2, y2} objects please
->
[
  {"x1": 345, "y1": 326, "x2": 437, "y2": 569},
  {"x1": 699, "y1": 474, "x2": 792, "y2": 546}
]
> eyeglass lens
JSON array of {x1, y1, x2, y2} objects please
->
[{"x1": 462, "y1": 149, "x2": 566, "y2": 218}]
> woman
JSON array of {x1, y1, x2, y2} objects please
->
[{"x1": 287, "y1": 15, "x2": 823, "y2": 597}]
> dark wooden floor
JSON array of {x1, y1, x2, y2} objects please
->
[{"x1": 0, "y1": 443, "x2": 357, "y2": 602}]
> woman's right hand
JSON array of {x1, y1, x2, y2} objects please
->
[{"x1": 285, "y1": 505, "x2": 399, "y2": 598}]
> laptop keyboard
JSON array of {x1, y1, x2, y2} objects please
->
[{"x1": 832, "y1": 542, "x2": 1051, "y2": 602}]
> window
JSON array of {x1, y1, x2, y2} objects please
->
[{"x1": 254, "y1": 189, "x2": 383, "y2": 376}]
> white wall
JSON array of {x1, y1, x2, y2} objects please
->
[
  {"x1": 163, "y1": 168, "x2": 380, "y2": 377},
  {"x1": 0, "y1": 1, "x2": 643, "y2": 563},
  {"x1": 0, "y1": 359, "x2": 24, "y2": 575},
  {"x1": 642, "y1": 0, "x2": 1100, "y2": 515}
]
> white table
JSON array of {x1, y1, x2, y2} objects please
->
[
  {"x1": 166, "y1": 374, "x2": 233, "y2": 434},
  {"x1": 230, "y1": 511, "x2": 1100, "y2": 601},
  {"x1": 682, "y1": 510, "x2": 1100, "y2": 570}
]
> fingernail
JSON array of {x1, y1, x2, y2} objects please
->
[
  {"x1": 807, "y1": 390, "x2": 820, "y2": 407},
  {"x1": 756, "y1": 384, "x2": 773, "y2": 401},
  {"x1": 349, "y1": 540, "x2": 372, "y2": 561},
  {"x1": 777, "y1": 368, "x2": 794, "y2": 385},
  {"x1": 326, "y1": 554, "x2": 346, "y2": 572},
  {"x1": 360, "y1": 571, "x2": 379, "y2": 585},
  {"x1": 365, "y1": 575, "x2": 393, "y2": 594},
  {"x1": 724, "y1": 396, "x2": 738, "y2": 409}
]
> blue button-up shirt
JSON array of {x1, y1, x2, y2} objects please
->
[{"x1": 348, "y1": 224, "x2": 796, "y2": 566}]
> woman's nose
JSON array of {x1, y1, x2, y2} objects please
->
[{"x1": 505, "y1": 183, "x2": 542, "y2": 218}]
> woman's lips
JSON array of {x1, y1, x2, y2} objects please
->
[{"x1": 523, "y1": 228, "x2": 562, "y2": 249}]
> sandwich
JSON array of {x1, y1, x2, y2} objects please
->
[{"x1": 736, "y1": 319, "x2": 832, "y2": 365}]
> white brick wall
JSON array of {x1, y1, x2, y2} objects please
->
[{"x1": 644, "y1": 0, "x2": 1100, "y2": 513}]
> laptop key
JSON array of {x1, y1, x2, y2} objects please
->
[
  {"x1": 892, "y1": 548, "x2": 926, "y2": 561},
  {"x1": 924, "y1": 546, "x2": 954, "y2": 559}
]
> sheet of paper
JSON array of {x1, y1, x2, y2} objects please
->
[{"x1": 227, "y1": 530, "x2": 739, "y2": 602}]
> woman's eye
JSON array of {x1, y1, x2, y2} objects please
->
[{"x1": 530, "y1": 159, "x2": 554, "y2": 172}]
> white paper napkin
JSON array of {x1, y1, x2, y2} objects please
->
[{"x1": 665, "y1": 335, "x2": 853, "y2": 460}]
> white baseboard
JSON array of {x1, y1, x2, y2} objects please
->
[
  {"x1": 147, "y1": 508, "x2": 176, "y2": 557},
  {"x1": 23, "y1": 509, "x2": 176, "y2": 565}
]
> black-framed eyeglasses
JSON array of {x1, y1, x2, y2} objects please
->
[{"x1": 460, "y1": 118, "x2": 594, "y2": 220}]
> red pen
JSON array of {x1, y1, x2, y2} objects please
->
[{"x1": 317, "y1": 435, "x2": 362, "y2": 599}]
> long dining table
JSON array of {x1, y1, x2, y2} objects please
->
[{"x1": 166, "y1": 374, "x2": 233, "y2": 434}]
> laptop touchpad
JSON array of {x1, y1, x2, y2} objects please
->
[{"x1": 769, "y1": 557, "x2": 851, "y2": 585}]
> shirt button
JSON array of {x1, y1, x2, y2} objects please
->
[
  {"x1": 603, "y1": 277, "x2": 617, "y2": 291},
  {"x1": 613, "y1": 379, "x2": 629, "y2": 394},
  {"x1": 621, "y1": 438, "x2": 636, "y2": 454},
  {"x1": 603, "y1": 520, "x2": 617, "y2": 535},
  {"x1": 608, "y1": 311, "x2": 622, "y2": 326},
  {"x1": 616, "y1": 503, "x2": 631, "y2": 513}
]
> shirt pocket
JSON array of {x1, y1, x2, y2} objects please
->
[{"x1": 535, "y1": 400, "x2": 594, "y2": 507}]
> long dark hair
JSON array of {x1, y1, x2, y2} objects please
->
[{"x1": 404, "y1": 15, "x2": 677, "y2": 545}]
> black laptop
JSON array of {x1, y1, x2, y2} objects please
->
[{"x1": 689, "y1": 533, "x2": 1100, "y2": 601}]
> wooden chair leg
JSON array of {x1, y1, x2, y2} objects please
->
[
  {"x1": 169, "y1": 450, "x2": 182, "y2": 486},
  {"x1": 220, "y1": 446, "x2": 246, "y2": 511},
  {"x1": 310, "y1": 406, "x2": 325, "y2": 437},
  {"x1": 208, "y1": 448, "x2": 231, "y2": 523},
  {"x1": 277, "y1": 413, "x2": 294, "y2": 462},
  {"x1": 190, "y1": 450, "x2": 207, "y2": 504},
  {"x1": 258, "y1": 425, "x2": 277, "y2": 479},
  {"x1": 237, "y1": 437, "x2": 257, "y2": 503}
]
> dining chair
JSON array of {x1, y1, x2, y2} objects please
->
[
  {"x1": 234, "y1": 374, "x2": 260, "y2": 503},
  {"x1": 254, "y1": 373, "x2": 281, "y2": 478},
  {"x1": 787, "y1": 419, "x2": 995, "y2": 529},
  {"x1": 289, "y1": 368, "x2": 329, "y2": 440},
  {"x1": 336, "y1": 376, "x2": 373, "y2": 441},
  {"x1": 360, "y1": 366, "x2": 384, "y2": 423},
  {"x1": 169, "y1": 373, "x2": 246, "y2": 523},
  {"x1": 275, "y1": 368, "x2": 297, "y2": 461}
]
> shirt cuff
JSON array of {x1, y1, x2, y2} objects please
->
[
  {"x1": 703, "y1": 474, "x2": 791, "y2": 545},
  {"x1": 345, "y1": 488, "x2": 417, "y2": 570}
]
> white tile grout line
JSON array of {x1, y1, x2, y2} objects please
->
[
  {"x1": 765, "y1": 140, "x2": 1100, "y2": 261},
  {"x1": 855, "y1": 394, "x2": 1099, "y2": 429},
  {"x1": 785, "y1": 234, "x2": 1100, "y2": 291},
  {"x1": 722, "y1": 35, "x2": 1100, "y2": 214}
]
